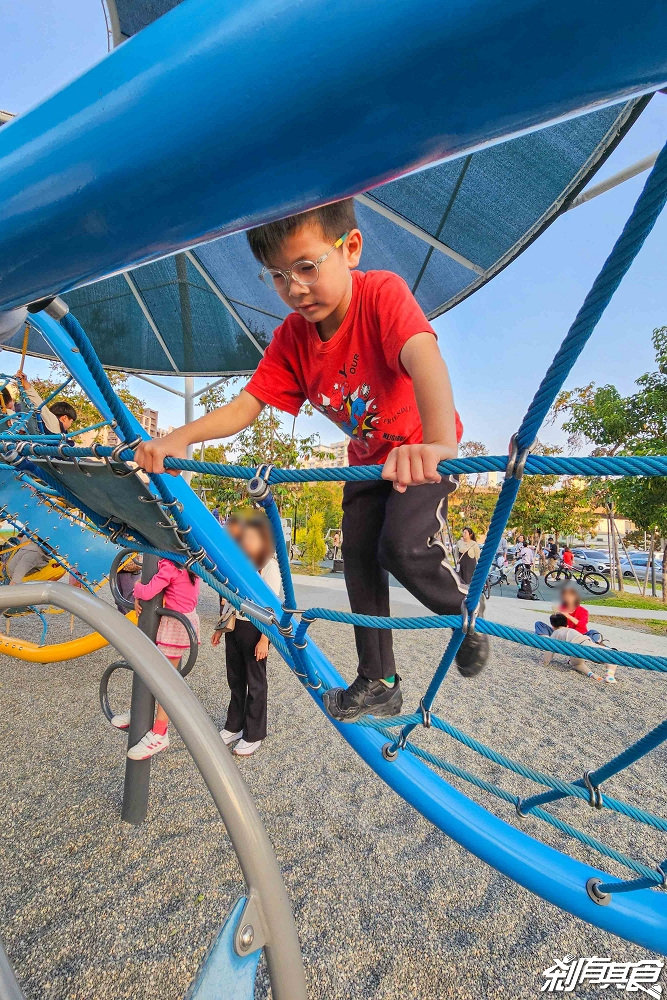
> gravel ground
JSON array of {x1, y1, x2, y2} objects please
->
[{"x1": 1, "y1": 583, "x2": 666, "y2": 1000}]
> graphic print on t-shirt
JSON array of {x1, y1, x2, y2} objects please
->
[
  {"x1": 244, "y1": 270, "x2": 463, "y2": 466},
  {"x1": 316, "y1": 364, "x2": 380, "y2": 448}
]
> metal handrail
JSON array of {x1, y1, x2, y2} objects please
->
[{"x1": 0, "y1": 581, "x2": 306, "y2": 1000}]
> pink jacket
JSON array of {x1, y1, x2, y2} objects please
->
[{"x1": 134, "y1": 559, "x2": 200, "y2": 613}]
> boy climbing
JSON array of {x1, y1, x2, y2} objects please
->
[{"x1": 134, "y1": 200, "x2": 489, "y2": 722}]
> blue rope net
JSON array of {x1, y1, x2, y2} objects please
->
[{"x1": 3, "y1": 140, "x2": 667, "y2": 903}]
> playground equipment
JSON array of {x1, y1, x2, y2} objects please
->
[
  {"x1": 0, "y1": 459, "x2": 139, "y2": 660},
  {"x1": 0, "y1": 581, "x2": 306, "y2": 1000},
  {"x1": 0, "y1": 0, "x2": 667, "y2": 994}
]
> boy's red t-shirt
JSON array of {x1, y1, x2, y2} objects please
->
[
  {"x1": 245, "y1": 269, "x2": 462, "y2": 466},
  {"x1": 562, "y1": 550, "x2": 574, "y2": 567}
]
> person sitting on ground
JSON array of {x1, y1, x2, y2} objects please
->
[
  {"x1": 534, "y1": 582, "x2": 603, "y2": 644},
  {"x1": 135, "y1": 198, "x2": 489, "y2": 725},
  {"x1": 456, "y1": 526, "x2": 480, "y2": 585},
  {"x1": 213, "y1": 516, "x2": 281, "y2": 757},
  {"x1": 113, "y1": 558, "x2": 201, "y2": 758},
  {"x1": 541, "y1": 612, "x2": 617, "y2": 683}
]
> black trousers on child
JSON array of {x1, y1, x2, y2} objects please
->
[
  {"x1": 224, "y1": 619, "x2": 267, "y2": 742},
  {"x1": 341, "y1": 477, "x2": 466, "y2": 681}
]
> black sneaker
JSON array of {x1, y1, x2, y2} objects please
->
[
  {"x1": 323, "y1": 674, "x2": 403, "y2": 723},
  {"x1": 455, "y1": 631, "x2": 490, "y2": 677}
]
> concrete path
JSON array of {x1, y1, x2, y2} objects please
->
[{"x1": 292, "y1": 573, "x2": 667, "y2": 657}]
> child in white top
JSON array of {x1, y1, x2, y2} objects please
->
[{"x1": 213, "y1": 516, "x2": 282, "y2": 756}]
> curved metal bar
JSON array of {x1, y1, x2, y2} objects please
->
[
  {"x1": 155, "y1": 606, "x2": 199, "y2": 678},
  {"x1": 108, "y1": 548, "x2": 140, "y2": 611},
  {"x1": 99, "y1": 659, "x2": 133, "y2": 725},
  {"x1": 0, "y1": 582, "x2": 306, "y2": 1000}
]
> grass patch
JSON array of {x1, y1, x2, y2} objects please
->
[
  {"x1": 589, "y1": 613, "x2": 667, "y2": 637},
  {"x1": 290, "y1": 563, "x2": 329, "y2": 577},
  {"x1": 587, "y1": 591, "x2": 667, "y2": 611}
]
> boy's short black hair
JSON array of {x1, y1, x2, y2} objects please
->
[
  {"x1": 49, "y1": 401, "x2": 77, "y2": 422},
  {"x1": 247, "y1": 199, "x2": 358, "y2": 265},
  {"x1": 549, "y1": 613, "x2": 569, "y2": 629},
  {"x1": 1, "y1": 388, "x2": 12, "y2": 408}
]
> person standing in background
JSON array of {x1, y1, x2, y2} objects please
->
[{"x1": 456, "y1": 526, "x2": 481, "y2": 585}]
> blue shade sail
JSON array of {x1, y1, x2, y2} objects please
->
[{"x1": 0, "y1": 0, "x2": 653, "y2": 374}]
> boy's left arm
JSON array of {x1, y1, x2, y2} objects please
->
[{"x1": 382, "y1": 332, "x2": 458, "y2": 493}]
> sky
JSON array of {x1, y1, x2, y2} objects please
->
[{"x1": 2, "y1": 0, "x2": 667, "y2": 457}]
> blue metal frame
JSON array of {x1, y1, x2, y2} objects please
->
[
  {"x1": 27, "y1": 310, "x2": 667, "y2": 954},
  {"x1": 1, "y1": 0, "x2": 666, "y2": 308}
]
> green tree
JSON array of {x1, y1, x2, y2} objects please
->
[
  {"x1": 197, "y1": 377, "x2": 318, "y2": 516},
  {"x1": 33, "y1": 363, "x2": 145, "y2": 439},
  {"x1": 302, "y1": 511, "x2": 326, "y2": 569},
  {"x1": 550, "y1": 326, "x2": 667, "y2": 597}
]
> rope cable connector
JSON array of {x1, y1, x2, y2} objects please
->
[
  {"x1": 583, "y1": 770, "x2": 604, "y2": 810},
  {"x1": 419, "y1": 697, "x2": 432, "y2": 728},
  {"x1": 461, "y1": 598, "x2": 479, "y2": 634},
  {"x1": 238, "y1": 600, "x2": 277, "y2": 627},
  {"x1": 382, "y1": 743, "x2": 399, "y2": 762},
  {"x1": 505, "y1": 432, "x2": 537, "y2": 480},
  {"x1": 586, "y1": 877, "x2": 611, "y2": 906},
  {"x1": 185, "y1": 547, "x2": 206, "y2": 570},
  {"x1": 247, "y1": 463, "x2": 274, "y2": 502}
]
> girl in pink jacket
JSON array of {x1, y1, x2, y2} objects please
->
[{"x1": 122, "y1": 559, "x2": 200, "y2": 760}]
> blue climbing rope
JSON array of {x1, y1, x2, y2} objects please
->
[{"x1": 2, "y1": 138, "x2": 665, "y2": 905}]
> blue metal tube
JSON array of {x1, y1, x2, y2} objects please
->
[
  {"x1": 1, "y1": 0, "x2": 667, "y2": 308},
  {"x1": 27, "y1": 310, "x2": 667, "y2": 951}
]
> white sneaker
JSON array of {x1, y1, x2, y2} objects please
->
[
  {"x1": 127, "y1": 730, "x2": 169, "y2": 760},
  {"x1": 220, "y1": 728, "x2": 243, "y2": 745},
  {"x1": 233, "y1": 738, "x2": 261, "y2": 757},
  {"x1": 111, "y1": 711, "x2": 131, "y2": 730}
]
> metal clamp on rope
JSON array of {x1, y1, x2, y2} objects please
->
[
  {"x1": 583, "y1": 770, "x2": 603, "y2": 810},
  {"x1": 238, "y1": 600, "x2": 277, "y2": 627},
  {"x1": 419, "y1": 697, "x2": 432, "y2": 728},
  {"x1": 461, "y1": 598, "x2": 479, "y2": 634},
  {"x1": 247, "y1": 463, "x2": 274, "y2": 502},
  {"x1": 27, "y1": 295, "x2": 69, "y2": 321},
  {"x1": 505, "y1": 432, "x2": 536, "y2": 480},
  {"x1": 185, "y1": 547, "x2": 206, "y2": 570}
]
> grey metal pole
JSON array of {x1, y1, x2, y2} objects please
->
[
  {"x1": 121, "y1": 553, "x2": 161, "y2": 826},
  {"x1": 567, "y1": 151, "x2": 659, "y2": 211},
  {"x1": 0, "y1": 939, "x2": 26, "y2": 1000},
  {"x1": 0, "y1": 582, "x2": 306, "y2": 1000},
  {"x1": 183, "y1": 375, "x2": 195, "y2": 486}
]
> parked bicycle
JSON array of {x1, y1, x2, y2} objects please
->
[
  {"x1": 484, "y1": 559, "x2": 511, "y2": 599},
  {"x1": 514, "y1": 561, "x2": 540, "y2": 594},
  {"x1": 543, "y1": 561, "x2": 610, "y2": 596}
]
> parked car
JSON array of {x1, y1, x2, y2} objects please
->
[
  {"x1": 569, "y1": 548, "x2": 611, "y2": 574},
  {"x1": 619, "y1": 552, "x2": 663, "y2": 583}
]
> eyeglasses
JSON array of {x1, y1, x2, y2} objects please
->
[{"x1": 258, "y1": 233, "x2": 349, "y2": 291}]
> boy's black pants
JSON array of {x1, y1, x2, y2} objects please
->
[
  {"x1": 224, "y1": 620, "x2": 267, "y2": 741},
  {"x1": 342, "y1": 477, "x2": 466, "y2": 681}
]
